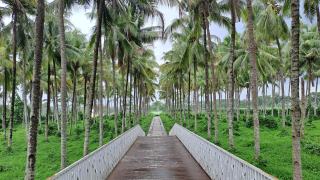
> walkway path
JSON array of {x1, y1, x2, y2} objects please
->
[
  {"x1": 106, "y1": 136, "x2": 210, "y2": 180},
  {"x1": 147, "y1": 116, "x2": 167, "y2": 136},
  {"x1": 106, "y1": 116, "x2": 210, "y2": 180}
]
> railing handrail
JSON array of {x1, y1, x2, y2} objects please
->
[
  {"x1": 169, "y1": 123, "x2": 277, "y2": 180},
  {"x1": 47, "y1": 124, "x2": 145, "y2": 180}
]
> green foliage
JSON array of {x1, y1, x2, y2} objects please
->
[
  {"x1": 285, "y1": 115, "x2": 292, "y2": 126},
  {"x1": 253, "y1": 156, "x2": 268, "y2": 168},
  {"x1": 13, "y1": 95, "x2": 24, "y2": 125},
  {"x1": 302, "y1": 141, "x2": 320, "y2": 156},
  {"x1": 246, "y1": 115, "x2": 278, "y2": 129}
]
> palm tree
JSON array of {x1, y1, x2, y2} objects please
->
[
  {"x1": 57, "y1": 0, "x2": 69, "y2": 168},
  {"x1": 256, "y1": 0, "x2": 290, "y2": 130},
  {"x1": 83, "y1": 0, "x2": 104, "y2": 156},
  {"x1": 299, "y1": 24, "x2": 320, "y2": 121},
  {"x1": 2, "y1": 0, "x2": 29, "y2": 149},
  {"x1": 290, "y1": 0, "x2": 303, "y2": 177},
  {"x1": 24, "y1": 0, "x2": 45, "y2": 178},
  {"x1": 0, "y1": 34, "x2": 12, "y2": 141},
  {"x1": 246, "y1": 0, "x2": 260, "y2": 160}
]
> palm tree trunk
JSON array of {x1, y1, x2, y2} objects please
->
[
  {"x1": 201, "y1": 10, "x2": 211, "y2": 138},
  {"x1": 291, "y1": 0, "x2": 303, "y2": 177},
  {"x1": 200, "y1": 87, "x2": 202, "y2": 115},
  {"x1": 45, "y1": 64, "x2": 51, "y2": 141},
  {"x1": 301, "y1": 78, "x2": 305, "y2": 138},
  {"x1": 23, "y1": 55, "x2": 29, "y2": 141},
  {"x1": 172, "y1": 86, "x2": 174, "y2": 118},
  {"x1": 262, "y1": 82, "x2": 266, "y2": 118},
  {"x1": 307, "y1": 60, "x2": 312, "y2": 121},
  {"x1": 139, "y1": 79, "x2": 142, "y2": 121},
  {"x1": 25, "y1": 0, "x2": 45, "y2": 177},
  {"x1": 94, "y1": 87, "x2": 97, "y2": 124},
  {"x1": 3, "y1": 69, "x2": 7, "y2": 141},
  {"x1": 179, "y1": 75, "x2": 183, "y2": 125},
  {"x1": 194, "y1": 56, "x2": 197, "y2": 132},
  {"x1": 188, "y1": 68, "x2": 190, "y2": 127},
  {"x1": 174, "y1": 86, "x2": 176, "y2": 121},
  {"x1": 129, "y1": 64, "x2": 133, "y2": 129},
  {"x1": 246, "y1": 87, "x2": 250, "y2": 121},
  {"x1": 53, "y1": 61, "x2": 60, "y2": 131},
  {"x1": 59, "y1": 0, "x2": 69, "y2": 168},
  {"x1": 228, "y1": 0, "x2": 236, "y2": 149},
  {"x1": 69, "y1": 75, "x2": 76, "y2": 135},
  {"x1": 182, "y1": 73, "x2": 186, "y2": 124},
  {"x1": 218, "y1": 74, "x2": 221, "y2": 120},
  {"x1": 112, "y1": 56, "x2": 117, "y2": 135},
  {"x1": 83, "y1": 0, "x2": 104, "y2": 156},
  {"x1": 99, "y1": 41, "x2": 103, "y2": 147},
  {"x1": 287, "y1": 80, "x2": 291, "y2": 115},
  {"x1": 272, "y1": 82, "x2": 275, "y2": 116},
  {"x1": 204, "y1": 7, "x2": 217, "y2": 140},
  {"x1": 314, "y1": 78, "x2": 318, "y2": 115},
  {"x1": 276, "y1": 38, "x2": 286, "y2": 130},
  {"x1": 105, "y1": 80, "x2": 109, "y2": 120},
  {"x1": 83, "y1": 78, "x2": 87, "y2": 129},
  {"x1": 133, "y1": 72, "x2": 136, "y2": 125},
  {"x1": 8, "y1": 8, "x2": 18, "y2": 149},
  {"x1": 121, "y1": 67, "x2": 125, "y2": 133},
  {"x1": 247, "y1": 0, "x2": 260, "y2": 160},
  {"x1": 278, "y1": 79, "x2": 280, "y2": 116},
  {"x1": 75, "y1": 92, "x2": 78, "y2": 129},
  {"x1": 123, "y1": 57, "x2": 130, "y2": 132},
  {"x1": 237, "y1": 86, "x2": 240, "y2": 120},
  {"x1": 39, "y1": 91, "x2": 43, "y2": 127}
]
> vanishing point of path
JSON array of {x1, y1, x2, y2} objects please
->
[{"x1": 106, "y1": 116, "x2": 210, "y2": 179}]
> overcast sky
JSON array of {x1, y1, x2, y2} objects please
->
[{"x1": 1, "y1": 1, "x2": 318, "y2": 102}]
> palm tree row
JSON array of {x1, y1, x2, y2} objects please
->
[
  {"x1": 1, "y1": 0, "x2": 167, "y2": 179},
  {"x1": 158, "y1": 0, "x2": 320, "y2": 179}
]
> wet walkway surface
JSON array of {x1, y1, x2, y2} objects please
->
[
  {"x1": 106, "y1": 136, "x2": 210, "y2": 180},
  {"x1": 147, "y1": 116, "x2": 167, "y2": 136}
]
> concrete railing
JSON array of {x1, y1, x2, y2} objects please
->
[
  {"x1": 48, "y1": 125, "x2": 145, "y2": 180},
  {"x1": 169, "y1": 123, "x2": 277, "y2": 180}
]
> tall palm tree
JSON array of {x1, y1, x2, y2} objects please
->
[
  {"x1": 57, "y1": 0, "x2": 69, "y2": 168},
  {"x1": 246, "y1": 0, "x2": 260, "y2": 160},
  {"x1": 257, "y1": 0, "x2": 290, "y2": 130},
  {"x1": 83, "y1": 0, "x2": 104, "y2": 156},
  {"x1": 24, "y1": 0, "x2": 45, "y2": 178},
  {"x1": 290, "y1": 0, "x2": 303, "y2": 177}
]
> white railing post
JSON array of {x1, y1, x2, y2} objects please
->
[
  {"x1": 47, "y1": 125, "x2": 145, "y2": 180},
  {"x1": 169, "y1": 123, "x2": 277, "y2": 180}
]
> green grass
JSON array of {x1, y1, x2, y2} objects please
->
[
  {"x1": 0, "y1": 113, "x2": 155, "y2": 180},
  {"x1": 160, "y1": 112, "x2": 320, "y2": 180}
]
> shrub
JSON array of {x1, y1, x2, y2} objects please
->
[
  {"x1": 310, "y1": 115, "x2": 319, "y2": 121},
  {"x1": 253, "y1": 156, "x2": 268, "y2": 168},
  {"x1": 38, "y1": 128, "x2": 44, "y2": 134},
  {"x1": 75, "y1": 128, "x2": 84, "y2": 135},
  {"x1": 262, "y1": 115, "x2": 278, "y2": 129},
  {"x1": 246, "y1": 115, "x2": 254, "y2": 128},
  {"x1": 285, "y1": 115, "x2": 292, "y2": 126},
  {"x1": 246, "y1": 115, "x2": 278, "y2": 129},
  {"x1": 55, "y1": 131, "x2": 61, "y2": 137},
  {"x1": 303, "y1": 141, "x2": 320, "y2": 156}
]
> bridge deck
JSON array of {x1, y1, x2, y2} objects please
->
[{"x1": 106, "y1": 136, "x2": 210, "y2": 180}]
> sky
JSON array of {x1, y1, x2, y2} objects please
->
[{"x1": 1, "y1": 1, "x2": 319, "y2": 102}]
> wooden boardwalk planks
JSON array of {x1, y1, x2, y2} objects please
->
[{"x1": 106, "y1": 136, "x2": 210, "y2": 180}]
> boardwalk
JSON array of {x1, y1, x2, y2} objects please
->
[
  {"x1": 106, "y1": 117, "x2": 210, "y2": 180},
  {"x1": 147, "y1": 116, "x2": 167, "y2": 136}
]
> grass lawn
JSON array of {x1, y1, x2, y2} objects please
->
[{"x1": 160, "y1": 112, "x2": 320, "y2": 180}]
